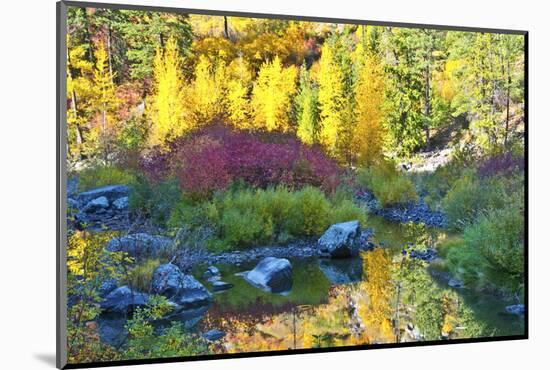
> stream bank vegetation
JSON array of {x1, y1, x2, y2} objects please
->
[{"x1": 65, "y1": 5, "x2": 525, "y2": 364}]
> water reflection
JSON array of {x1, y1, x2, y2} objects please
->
[{"x1": 196, "y1": 242, "x2": 523, "y2": 353}]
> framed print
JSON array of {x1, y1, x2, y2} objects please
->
[{"x1": 57, "y1": 1, "x2": 528, "y2": 368}]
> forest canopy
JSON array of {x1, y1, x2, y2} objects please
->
[{"x1": 66, "y1": 8, "x2": 525, "y2": 167}]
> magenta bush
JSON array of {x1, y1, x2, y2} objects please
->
[
  {"x1": 140, "y1": 125, "x2": 340, "y2": 197},
  {"x1": 477, "y1": 152, "x2": 524, "y2": 178}
]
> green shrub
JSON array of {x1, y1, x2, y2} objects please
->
[
  {"x1": 443, "y1": 204, "x2": 524, "y2": 292},
  {"x1": 168, "y1": 186, "x2": 368, "y2": 251},
  {"x1": 446, "y1": 242, "x2": 485, "y2": 286},
  {"x1": 356, "y1": 161, "x2": 418, "y2": 207},
  {"x1": 220, "y1": 207, "x2": 266, "y2": 247},
  {"x1": 441, "y1": 172, "x2": 507, "y2": 231},
  {"x1": 329, "y1": 200, "x2": 368, "y2": 227},
  {"x1": 464, "y1": 205, "x2": 524, "y2": 289},
  {"x1": 130, "y1": 177, "x2": 182, "y2": 227},
  {"x1": 167, "y1": 199, "x2": 219, "y2": 230},
  {"x1": 78, "y1": 165, "x2": 138, "y2": 192},
  {"x1": 288, "y1": 186, "x2": 331, "y2": 236},
  {"x1": 436, "y1": 235, "x2": 464, "y2": 259},
  {"x1": 123, "y1": 259, "x2": 162, "y2": 292}
]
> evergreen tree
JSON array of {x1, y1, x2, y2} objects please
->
[
  {"x1": 118, "y1": 10, "x2": 193, "y2": 80},
  {"x1": 92, "y1": 42, "x2": 119, "y2": 162},
  {"x1": 295, "y1": 63, "x2": 319, "y2": 145},
  {"x1": 384, "y1": 28, "x2": 445, "y2": 156},
  {"x1": 317, "y1": 42, "x2": 345, "y2": 157},
  {"x1": 353, "y1": 53, "x2": 386, "y2": 166}
]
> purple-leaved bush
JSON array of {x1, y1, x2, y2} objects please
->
[
  {"x1": 477, "y1": 152, "x2": 524, "y2": 178},
  {"x1": 140, "y1": 125, "x2": 340, "y2": 198}
]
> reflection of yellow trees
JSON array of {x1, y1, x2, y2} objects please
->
[
  {"x1": 217, "y1": 286, "x2": 378, "y2": 354},
  {"x1": 301, "y1": 287, "x2": 359, "y2": 348},
  {"x1": 441, "y1": 292, "x2": 459, "y2": 336},
  {"x1": 221, "y1": 314, "x2": 295, "y2": 353},
  {"x1": 357, "y1": 249, "x2": 395, "y2": 341}
]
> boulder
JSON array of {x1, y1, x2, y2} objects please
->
[
  {"x1": 448, "y1": 278, "x2": 465, "y2": 289},
  {"x1": 98, "y1": 315, "x2": 128, "y2": 347},
  {"x1": 203, "y1": 266, "x2": 220, "y2": 279},
  {"x1": 203, "y1": 329, "x2": 226, "y2": 341},
  {"x1": 77, "y1": 185, "x2": 129, "y2": 204},
  {"x1": 112, "y1": 196, "x2": 129, "y2": 210},
  {"x1": 245, "y1": 257, "x2": 293, "y2": 293},
  {"x1": 98, "y1": 279, "x2": 119, "y2": 298},
  {"x1": 67, "y1": 198, "x2": 79, "y2": 210},
  {"x1": 319, "y1": 257, "x2": 363, "y2": 284},
  {"x1": 107, "y1": 233, "x2": 172, "y2": 260},
  {"x1": 151, "y1": 263, "x2": 212, "y2": 307},
  {"x1": 318, "y1": 220, "x2": 362, "y2": 258},
  {"x1": 156, "y1": 305, "x2": 210, "y2": 330},
  {"x1": 100, "y1": 286, "x2": 149, "y2": 313},
  {"x1": 211, "y1": 281, "x2": 233, "y2": 292},
  {"x1": 84, "y1": 196, "x2": 109, "y2": 212},
  {"x1": 505, "y1": 304, "x2": 525, "y2": 316}
]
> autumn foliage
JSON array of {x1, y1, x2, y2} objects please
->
[{"x1": 140, "y1": 125, "x2": 340, "y2": 198}]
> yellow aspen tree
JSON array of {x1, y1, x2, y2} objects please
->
[
  {"x1": 226, "y1": 80, "x2": 250, "y2": 129},
  {"x1": 353, "y1": 54, "x2": 386, "y2": 166},
  {"x1": 150, "y1": 37, "x2": 187, "y2": 146},
  {"x1": 317, "y1": 43, "x2": 345, "y2": 156},
  {"x1": 251, "y1": 56, "x2": 297, "y2": 132},
  {"x1": 92, "y1": 42, "x2": 119, "y2": 160},
  {"x1": 191, "y1": 55, "x2": 220, "y2": 124},
  {"x1": 226, "y1": 55, "x2": 252, "y2": 129},
  {"x1": 66, "y1": 39, "x2": 94, "y2": 158}
]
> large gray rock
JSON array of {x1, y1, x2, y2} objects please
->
[
  {"x1": 84, "y1": 196, "x2": 109, "y2": 212},
  {"x1": 245, "y1": 257, "x2": 293, "y2": 294},
  {"x1": 319, "y1": 257, "x2": 363, "y2": 284},
  {"x1": 112, "y1": 196, "x2": 129, "y2": 210},
  {"x1": 98, "y1": 279, "x2": 119, "y2": 298},
  {"x1": 203, "y1": 329, "x2": 226, "y2": 341},
  {"x1": 107, "y1": 233, "x2": 172, "y2": 260},
  {"x1": 77, "y1": 185, "x2": 129, "y2": 204},
  {"x1": 448, "y1": 278, "x2": 465, "y2": 288},
  {"x1": 151, "y1": 263, "x2": 212, "y2": 307},
  {"x1": 318, "y1": 220, "x2": 362, "y2": 258},
  {"x1": 211, "y1": 281, "x2": 233, "y2": 292},
  {"x1": 505, "y1": 304, "x2": 525, "y2": 316},
  {"x1": 100, "y1": 285, "x2": 149, "y2": 313}
]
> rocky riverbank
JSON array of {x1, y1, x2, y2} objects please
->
[{"x1": 355, "y1": 189, "x2": 447, "y2": 228}]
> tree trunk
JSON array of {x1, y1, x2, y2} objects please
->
[
  {"x1": 504, "y1": 59, "x2": 511, "y2": 148},
  {"x1": 107, "y1": 24, "x2": 114, "y2": 83},
  {"x1": 158, "y1": 33, "x2": 164, "y2": 49},
  {"x1": 224, "y1": 16, "x2": 230, "y2": 40},
  {"x1": 424, "y1": 63, "x2": 431, "y2": 149},
  {"x1": 83, "y1": 10, "x2": 94, "y2": 62},
  {"x1": 394, "y1": 258, "x2": 405, "y2": 342},
  {"x1": 66, "y1": 49, "x2": 83, "y2": 148}
]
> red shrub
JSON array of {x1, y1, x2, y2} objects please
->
[
  {"x1": 140, "y1": 125, "x2": 340, "y2": 197},
  {"x1": 477, "y1": 152, "x2": 524, "y2": 178}
]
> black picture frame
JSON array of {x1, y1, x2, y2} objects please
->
[{"x1": 56, "y1": 1, "x2": 529, "y2": 368}]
